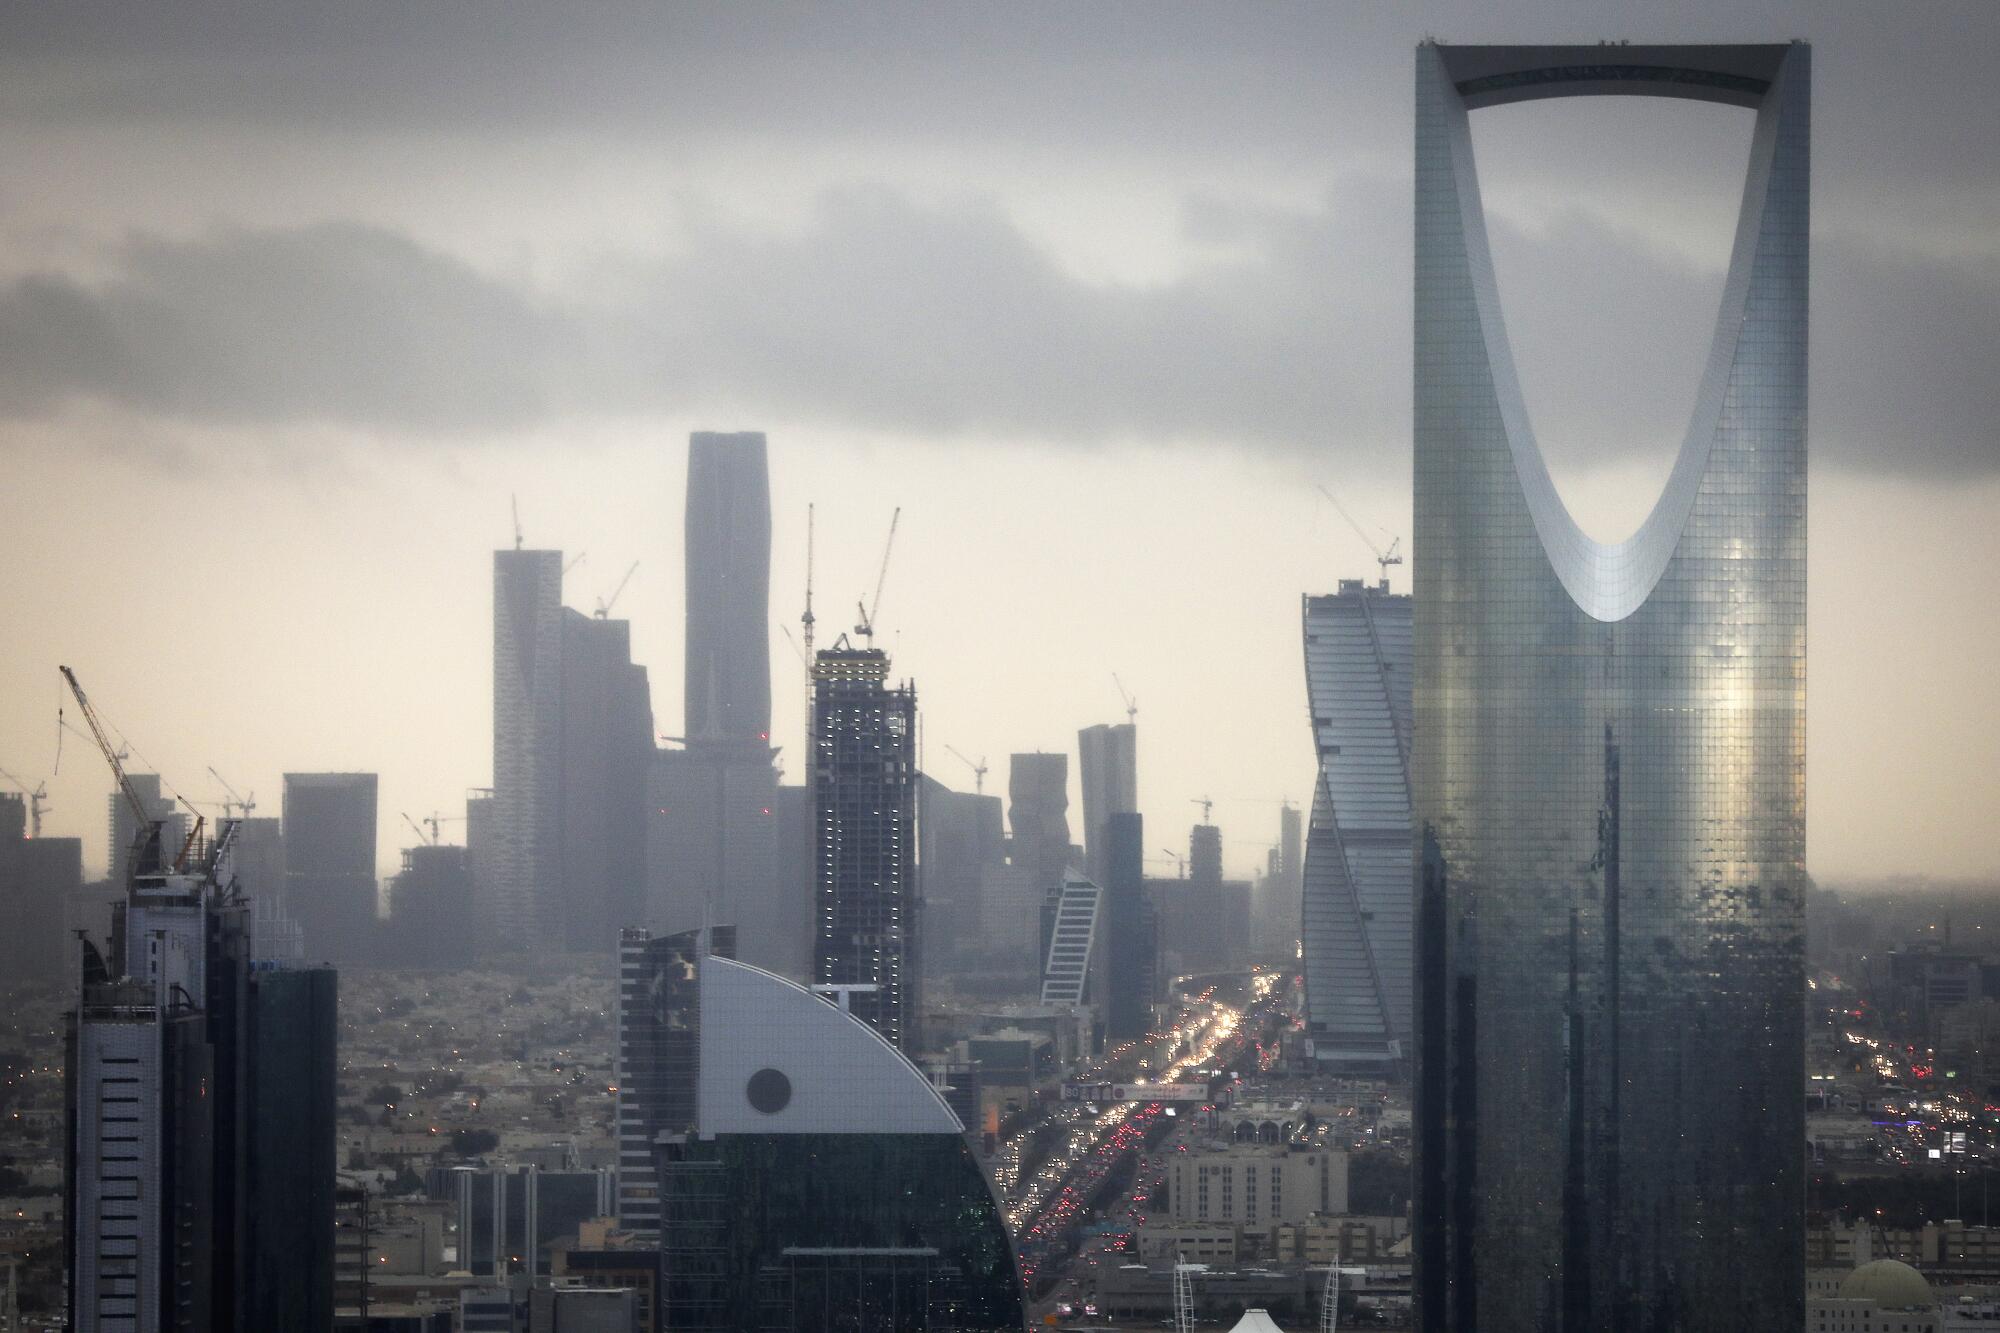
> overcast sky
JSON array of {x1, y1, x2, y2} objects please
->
[{"x1": 1, "y1": 2, "x2": 1995, "y2": 884}]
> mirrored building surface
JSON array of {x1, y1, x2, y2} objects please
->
[
  {"x1": 1300, "y1": 581, "x2": 1413, "y2": 1070},
  {"x1": 1411, "y1": 41, "x2": 1809, "y2": 1332}
]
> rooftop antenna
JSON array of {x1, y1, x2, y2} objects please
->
[
  {"x1": 1113, "y1": 673, "x2": 1138, "y2": 726},
  {"x1": 595, "y1": 560, "x2": 640, "y2": 619},
  {"x1": 511, "y1": 494, "x2": 524, "y2": 551},
  {"x1": 1315, "y1": 483, "x2": 1402, "y2": 588},
  {"x1": 944, "y1": 745, "x2": 989, "y2": 796},
  {"x1": 854, "y1": 506, "x2": 901, "y2": 648}
]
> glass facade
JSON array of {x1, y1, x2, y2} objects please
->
[
  {"x1": 1411, "y1": 43, "x2": 1809, "y2": 1332},
  {"x1": 1300, "y1": 583, "x2": 1414, "y2": 1069},
  {"x1": 659, "y1": 1134, "x2": 1023, "y2": 1332}
]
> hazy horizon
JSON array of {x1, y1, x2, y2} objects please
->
[{"x1": 3, "y1": 2, "x2": 1996, "y2": 884}]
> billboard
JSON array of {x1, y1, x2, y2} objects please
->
[{"x1": 1062, "y1": 1081, "x2": 1208, "y2": 1103}]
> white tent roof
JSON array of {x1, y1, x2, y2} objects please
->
[{"x1": 1227, "y1": 1311, "x2": 1288, "y2": 1333}]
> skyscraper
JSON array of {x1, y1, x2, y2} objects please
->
[
  {"x1": 1300, "y1": 581, "x2": 1413, "y2": 1070},
  {"x1": 684, "y1": 431, "x2": 772, "y2": 749},
  {"x1": 559, "y1": 608, "x2": 654, "y2": 953},
  {"x1": 811, "y1": 645, "x2": 920, "y2": 1051},
  {"x1": 493, "y1": 547, "x2": 564, "y2": 943},
  {"x1": 1007, "y1": 753, "x2": 1071, "y2": 902},
  {"x1": 67, "y1": 816, "x2": 337, "y2": 1332},
  {"x1": 647, "y1": 432, "x2": 790, "y2": 974},
  {"x1": 1, "y1": 792, "x2": 82, "y2": 986},
  {"x1": 1100, "y1": 811, "x2": 1157, "y2": 1044},
  {"x1": 1411, "y1": 42, "x2": 1808, "y2": 1330},
  {"x1": 1076, "y1": 722, "x2": 1136, "y2": 890},
  {"x1": 283, "y1": 771, "x2": 378, "y2": 963},
  {"x1": 615, "y1": 924, "x2": 735, "y2": 1243}
]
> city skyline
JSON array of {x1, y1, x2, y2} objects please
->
[{"x1": 3, "y1": 3, "x2": 1997, "y2": 892}]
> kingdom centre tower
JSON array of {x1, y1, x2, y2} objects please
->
[{"x1": 1411, "y1": 42, "x2": 1808, "y2": 1332}]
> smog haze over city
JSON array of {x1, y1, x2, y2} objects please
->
[
  {"x1": 5, "y1": 6, "x2": 2000, "y2": 1333},
  {"x1": 0, "y1": 1, "x2": 1994, "y2": 885}
]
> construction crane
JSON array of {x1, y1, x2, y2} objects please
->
[
  {"x1": 943, "y1": 745, "x2": 989, "y2": 795},
  {"x1": 853, "y1": 506, "x2": 901, "y2": 647},
  {"x1": 0, "y1": 766, "x2": 48, "y2": 838},
  {"x1": 1112, "y1": 673, "x2": 1138, "y2": 725},
  {"x1": 206, "y1": 766, "x2": 256, "y2": 819},
  {"x1": 1315, "y1": 483, "x2": 1403, "y2": 586},
  {"x1": 1191, "y1": 795, "x2": 1215, "y2": 824},
  {"x1": 400, "y1": 811, "x2": 433, "y2": 846},
  {"x1": 60, "y1": 665, "x2": 202, "y2": 871},
  {"x1": 1159, "y1": 848, "x2": 1187, "y2": 878},
  {"x1": 402, "y1": 811, "x2": 466, "y2": 845},
  {"x1": 564, "y1": 550, "x2": 587, "y2": 575},
  {"x1": 59, "y1": 666, "x2": 149, "y2": 831},
  {"x1": 594, "y1": 560, "x2": 640, "y2": 619}
]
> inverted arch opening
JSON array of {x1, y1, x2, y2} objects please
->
[{"x1": 1467, "y1": 96, "x2": 1753, "y2": 544}]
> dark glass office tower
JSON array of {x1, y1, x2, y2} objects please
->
[
  {"x1": 1411, "y1": 42, "x2": 1809, "y2": 1331},
  {"x1": 282, "y1": 772, "x2": 378, "y2": 963},
  {"x1": 811, "y1": 646, "x2": 920, "y2": 1052},
  {"x1": 615, "y1": 924, "x2": 735, "y2": 1242},
  {"x1": 656, "y1": 955, "x2": 1022, "y2": 1332},
  {"x1": 1101, "y1": 812, "x2": 1157, "y2": 1044},
  {"x1": 67, "y1": 817, "x2": 336, "y2": 1332}
]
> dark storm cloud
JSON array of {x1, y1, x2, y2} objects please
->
[{"x1": 2, "y1": 190, "x2": 1993, "y2": 477}]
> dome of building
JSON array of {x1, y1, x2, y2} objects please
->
[{"x1": 1839, "y1": 1259, "x2": 1936, "y2": 1310}]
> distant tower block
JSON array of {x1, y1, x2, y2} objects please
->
[{"x1": 684, "y1": 431, "x2": 772, "y2": 746}]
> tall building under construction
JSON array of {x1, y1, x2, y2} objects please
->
[{"x1": 810, "y1": 644, "x2": 920, "y2": 1052}]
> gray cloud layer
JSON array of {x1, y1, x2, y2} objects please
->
[{"x1": 2, "y1": 188, "x2": 1994, "y2": 477}]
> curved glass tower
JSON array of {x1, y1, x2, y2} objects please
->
[{"x1": 1411, "y1": 43, "x2": 1808, "y2": 1332}]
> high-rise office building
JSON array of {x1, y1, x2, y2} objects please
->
[
  {"x1": 1039, "y1": 870, "x2": 1103, "y2": 1007},
  {"x1": 1, "y1": 793, "x2": 82, "y2": 986},
  {"x1": 648, "y1": 432, "x2": 792, "y2": 975},
  {"x1": 1411, "y1": 42, "x2": 1808, "y2": 1329},
  {"x1": 615, "y1": 924, "x2": 736, "y2": 1243},
  {"x1": 386, "y1": 844, "x2": 478, "y2": 969},
  {"x1": 66, "y1": 815, "x2": 337, "y2": 1332},
  {"x1": 1007, "y1": 753, "x2": 1071, "y2": 902},
  {"x1": 559, "y1": 609, "x2": 654, "y2": 954},
  {"x1": 684, "y1": 431, "x2": 772, "y2": 749},
  {"x1": 811, "y1": 646, "x2": 920, "y2": 1051},
  {"x1": 654, "y1": 954, "x2": 1023, "y2": 1330},
  {"x1": 1076, "y1": 722, "x2": 1137, "y2": 890},
  {"x1": 1300, "y1": 581, "x2": 1413, "y2": 1070},
  {"x1": 283, "y1": 772, "x2": 378, "y2": 963},
  {"x1": 916, "y1": 775, "x2": 1006, "y2": 974},
  {"x1": 493, "y1": 547, "x2": 565, "y2": 944},
  {"x1": 1101, "y1": 811, "x2": 1157, "y2": 1044}
]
